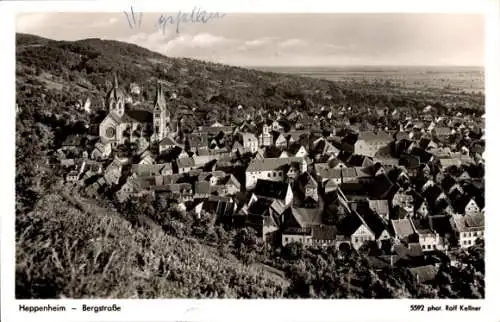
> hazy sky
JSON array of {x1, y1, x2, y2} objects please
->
[{"x1": 16, "y1": 12, "x2": 484, "y2": 66}]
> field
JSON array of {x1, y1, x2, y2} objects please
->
[{"x1": 255, "y1": 66, "x2": 484, "y2": 95}]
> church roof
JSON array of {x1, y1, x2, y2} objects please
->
[{"x1": 123, "y1": 109, "x2": 153, "y2": 123}]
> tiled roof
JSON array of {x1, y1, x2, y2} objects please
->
[
  {"x1": 358, "y1": 131, "x2": 392, "y2": 142},
  {"x1": 368, "y1": 199, "x2": 389, "y2": 216},
  {"x1": 247, "y1": 157, "x2": 304, "y2": 172},
  {"x1": 123, "y1": 109, "x2": 153, "y2": 123},
  {"x1": 247, "y1": 198, "x2": 273, "y2": 216},
  {"x1": 131, "y1": 163, "x2": 171, "y2": 177},
  {"x1": 290, "y1": 206, "x2": 323, "y2": 228},
  {"x1": 409, "y1": 265, "x2": 438, "y2": 283},
  {"x1": 452, "y1": 213, "x2": 484, "y2": 232},
  {"x1": 177, "y1": 157, "x2": 196, "y2": 168},
  {"x1": 391, "y1": 219, "x2": 415, "y2": 238}
]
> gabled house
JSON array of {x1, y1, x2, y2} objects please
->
[
  {"x1": 194, "y1": 196, "x2": 237, "y2": 220},
  {"x1": 281, "y1": 206, "x2": 323, "y2": 246},
  {"x1": 159, "y1": 136, "x2": 181, "y2": 155},
  {"x1": 410, "y1": 218, "x2": 445, "y2": 252},
  {"x1": 237, "y1": 132, "x2": 259, "y2": 154},
  {"x1": 414, "y1": 198, "x2": 429, "y2": 218},
  {"x1": 91, "y1": 141, "x2": 112, "y2": 160},
  {"x1": 450, "y1": 212, "x2": 484, "y2": 248},
  {"x1": 354, "y1": 131, "x2": 392, "y2": 157},
  {"x1": 295, "y1": 172, "x2": 319, "y2": 208},
  {"x1": 245, "y1": 157, "x2": 307, "y2": 189},
  {"x1": 338, "y1": 211, "x2": 376, "y2": 250},
  {"x1": 354, "y1": 202, "x2": 391, "y2": 245},
  {"x1": 116, "y1": 173, "x2": 150, "y2": 202},
  {"x1": 283, "y1": 143, "x2": 308, "y2": 158},
  {"x1": 274, "y1": 133, "x2": 288, "y2": 148},
  {"x1": 176, "y1": 157, "x2": 196, "y2": 174}
]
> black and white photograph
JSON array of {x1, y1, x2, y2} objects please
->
[{"x1": 13, "y1": 8, "x2": 486, "y2": 302}]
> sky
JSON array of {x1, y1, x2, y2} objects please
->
[{"x1": 16, "y1": 12, "x2": 484, "y2": 67}]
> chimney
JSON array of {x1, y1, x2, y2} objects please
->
[
  {"x1": 340, "y1": 165, "x2": 344, "y2": 185},
  {"x1": 390, "y1": 254, "x2": 394, "y2": 267}
]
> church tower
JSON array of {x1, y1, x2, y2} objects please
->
[
  {"x1": 106, "y1": 73, "x2": 125, "y2": 117},
  {"x1": 153, "y1": 82, "x2": 169, "y2": 142}
]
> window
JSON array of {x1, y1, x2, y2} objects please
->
[
  {"x1": 284, "y1": 237, "x2": 288, "y2": 242},
  {"x1": 433, "y1": 245, "x2": 436, "y2": 249},
  {"x1": 267, "y1": 173, "x2": 271, "y2": 178}
]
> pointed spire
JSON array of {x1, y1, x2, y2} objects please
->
[
  {"x1": 155, "y1": 80, "x2": 166, "y2": 109},
  {"x1": 114, "y1": 73, "x2": 119, "y2": 88}
]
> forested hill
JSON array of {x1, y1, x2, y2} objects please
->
[
  {"x1": 15, "y1": 33, "x2": 483, "y2": 129},
  {"x1": 16, "y1": 32, "x2": 346, "y2": 127}
]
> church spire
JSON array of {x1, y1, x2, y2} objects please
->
[
  {"x1": 154, "y1": 81, "x2": 166, "y2": 110},
  {"x1": 114, "y1": 73, "x2": 119, "y2": 89}
]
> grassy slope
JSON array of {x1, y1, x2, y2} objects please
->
[{"x1": 16, "y1": 193, "x2": 288, "y2": 299}]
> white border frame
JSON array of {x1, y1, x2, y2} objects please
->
[{"x1": 1, "y1": 1, "x2": 498, "y2": 321}]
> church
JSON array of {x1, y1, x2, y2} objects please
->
[{"x1": 99, "y1": 75, "x2": 174, "y2": 147}]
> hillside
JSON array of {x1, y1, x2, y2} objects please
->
[
  {"x1": 15, "y1": 33, "x2": 483, "y2": 128},
  {"x1": 16, "y1": 193, "x2": 288, "y2": 298}
]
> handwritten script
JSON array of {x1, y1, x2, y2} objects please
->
[{"x1": 123, "y1": 6, "x2": 226, "y2": 34}]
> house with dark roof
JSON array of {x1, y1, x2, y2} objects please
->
[
  {"x1": 151, "y1": 182, "x2": 193, "y2": 202},
  {"x1": 281, "y1": 142, "x2": 308, "y2": 158},
  {"x1": 353, "y1": 202, "x2": 391, "y2": 245},
  {"x1": 410, "y1": 218, "x2": 446, "y2": 252},
  {"x1": 159, "y1": 136, "x2": 181, "y2": 155},
  {"x1": 295, "y1": 172, "x2": 319, "y2": 208},
  {"x1": 251, "y1": 179, "x2": 293, "y2": 206},
  {"x1": 338, "y1": 211, "x2": 376, "y2": 250},
  {"x1": 194, "y1": 196, "x2": 237, "y2": 220}
]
